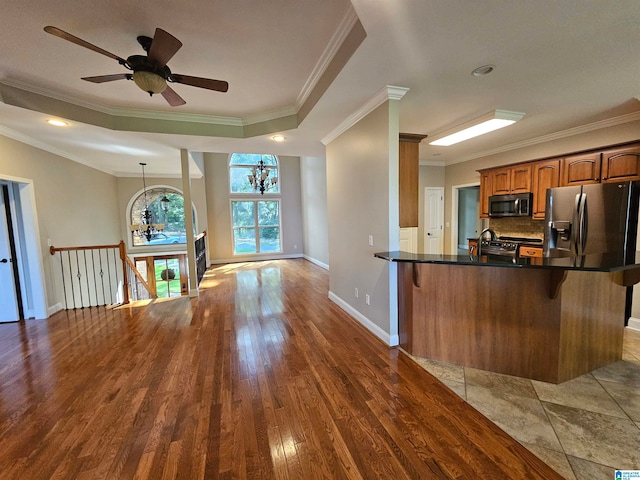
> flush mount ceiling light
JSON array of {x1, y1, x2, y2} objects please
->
[
  {"x1": 271, "y1": 135, "x2": 286, "y2": 142},
  {"x1": 46, "y1": 118, "x2": 68, "y2": 127},
  {"x1": 428, "y1": 110, "x2": 525, "y2": 146}
]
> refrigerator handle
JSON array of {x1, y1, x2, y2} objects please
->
[{"x1": 576, "y1": 192, "x2": 588, "y2": 255}]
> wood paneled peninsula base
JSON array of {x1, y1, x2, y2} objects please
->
[{"x1": 376, "y1": 251, "x2": 640, "y2": 383}]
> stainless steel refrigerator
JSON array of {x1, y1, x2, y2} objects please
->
[{"x1": 543, "y1": 181, "x2": 640, "y2": 263}]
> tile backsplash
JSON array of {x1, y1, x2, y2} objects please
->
[{"x1": 488, "y1": 217, "x2": 545, "y2": 240}]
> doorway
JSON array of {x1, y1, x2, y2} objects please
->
[
  {"x1": 0, "y1": 179, "x2": 47, "y2": 322},
  {"x1": 134, "y1": 254, "x2": 188, "y2": 298},
  {"x1": 423, "y1": 187, "x2": 444, "y2": 254},
  {"x1": 451, "y1": 183, "x2": 482, "y2": 255}
]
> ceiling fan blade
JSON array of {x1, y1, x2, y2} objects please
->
[
  {"x1": 44, "y1": 26, "x2": 126, "y2": 63},
  {"x1": 82, "y1": 74, "x2": 131, "y2": 83},
  {"x1": 148, "y1": 28, "x2": 182, "y2": 68},
  {"x1": 169, "y1": 74, "x2": 229, "y2": 93},
  {"x1": 161, "y1": 85, "x2": 186, "y2": 106}
]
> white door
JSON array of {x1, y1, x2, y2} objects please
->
[
  {"x1": 0, "y1": 187, "x2": 18, "y2": 322},
  {"x1": 424, "y1": 187, "x2": 444, "y2": 254}
]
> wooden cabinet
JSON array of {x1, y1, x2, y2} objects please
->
[
  {"x1": 491, "y1": 165, "x2": 531, "y2": 195},
  {"x1": 479, "y1": 171, "x2": 492, "y2": 218},
  {"x1": 468, "y1": 239, "x2": 478, "y2": 255},
  {"x1": 399, "y1": 133, "x2": 427, "y2": 228},
  {"x1": 601, "y1": 145, "x2": 640, "y2": 182},
  {"x1": 560, "y1": 152, "x2": 601, "y2": 186},
  {"x1": 511, "y1": 165, "x2": 532, "y2": 193},
  {"x1": 492, "y1": 167, "x2": 511, "y2": 195},
  {"x1": 531, "y1": 159, "x2": 560, "y2": 220},
  {"x1": 518, "y1": 245, "x2": 542, "y2": 258}
]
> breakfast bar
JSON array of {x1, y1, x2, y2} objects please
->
[{"x1": 376, "y1": 251, "x2": 640, "y2": 383}]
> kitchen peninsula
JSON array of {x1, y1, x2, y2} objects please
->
[{"x1": 376, "y1": 251, "x2": 640, "y2": 383}]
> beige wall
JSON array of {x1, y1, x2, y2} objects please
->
[
  {"x1": 443, "y1": 119, "x2": 640, "y2": 253},
  {"x1": 203, "y1": 152, "x2": 304, "y2": 263},
  {"x1": 300, "y1": 156, "x2": 329, "y2": 268},
  {"x1": 326, "y1": 100, "x2": 399, "y2": 344},
  {"x1": 0, "y1": 134, "x2": 120, "y2": 312}
]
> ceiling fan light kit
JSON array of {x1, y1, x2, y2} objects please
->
[
  {"x1": 44, "y1": 25, "x2": 229, "y2": 106},
  {"x1": 133, "y1": 71, "x2": 167, "y2": 95}
]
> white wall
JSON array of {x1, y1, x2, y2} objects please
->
[
  {"x1": 203, "y1": 152, "x2": 304, "y2": 263},
  {"x1": 300, "y1": 156, "x2": 329, "y2": 269},
  {"x1": 326, "y1": 100, "x2": 399, "y2": 345}
]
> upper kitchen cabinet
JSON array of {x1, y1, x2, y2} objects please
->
[
  {"x1": 560, "y1": 152, "x2": 601, "y2": 186},
  {"x1": 601, "y1": 144, "x2": 640, "y2": 183},
  {"x1": 492, "y1": 165, "x2": 531, "y2": 195},
  {"x1": 399, "y1": 133, "x2": 428, "y2": 228},
  {"x1": 531, "y1": 159, "x2": 560, "y2": 219}
]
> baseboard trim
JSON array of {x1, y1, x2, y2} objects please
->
[
  {"x1": 628, "y1": 317, "x2": 640, "y2": 332},
  {"x1": 303, "y1": 255, "x2": 329, "y2": 270},
  {"x1": 47, "y1": 303, "x2": 62, "y2": 317},
  {"x1": 209, "y1": 253, "x2": 304, "y2": 265},
  {"x1": 328, "y1": 291, "x2": 397, "y2": 346}
]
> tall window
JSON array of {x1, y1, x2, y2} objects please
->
[
  {"x1": 231, "y1": 200, "x2": 281, "y2": 254},
  {"x1": 129, "y1": 188, "x2": 194, "y2": 246},
  {"x1": 229, "y1": 153, "x2": 279, "y2": 194},
  {"x1": 229, "y1": 153, "x2": 281, "y2": 255}
]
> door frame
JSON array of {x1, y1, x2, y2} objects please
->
[{"x1": 450, "y1": 182, "x2": 482, "y2": 255}]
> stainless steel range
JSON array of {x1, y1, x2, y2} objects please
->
[{"x1": 479, "y1": 236, "x2": 543, "y2": 260}]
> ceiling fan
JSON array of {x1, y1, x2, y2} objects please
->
[{"x1": 43, "y1": 26, "x2": 229, "y2": 106}]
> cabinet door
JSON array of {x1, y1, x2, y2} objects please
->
[
  {"x1": 560, "y1": 152, "x2": 601, "y2": 186},
  {"x1": 399, "y1": 140, "x2": 420, "y2": 227},
  {"x1": 511, "y1": 165, "x2": 531, "y2": 193},
  {"x1": 479, "y1": 171, "x2": 492, "y2": 218},
  {"x1": 601, "y1": 145, "x2": 640, "y2": 182},
  {"x1": 492, "y1": 168, "x2": 511, "y2": 195},
  {"x1": 531, "y1": 159, "x2": 560, "y2": 220},
  {"x1": 468, "y1": 239, "x2": 478, "y2": 255}
]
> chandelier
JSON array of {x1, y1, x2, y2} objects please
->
[
  {"x1": 130, "y1": 162, "x2": 165, "y2": 242},
  {"x1": 248, "y1": 156, "x2": 278, "y2": 194}
]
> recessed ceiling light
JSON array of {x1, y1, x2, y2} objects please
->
[
  {"x1": 271, "y1": 135, "x2": 285, "y2": 142},
  {"x1": 471, "y1": 65, "x2": 495, "y2": 77},
  {"x1": 47, "y1": 118, "x2": 68, "y2": 127}
]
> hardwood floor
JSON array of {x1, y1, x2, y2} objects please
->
[{"x1": 0, "y1": 259, "x2": 563, "y2": 479}]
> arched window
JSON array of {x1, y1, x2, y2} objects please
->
[
  {"x1": 228, "y1": 153, "x2": 281, "y2": 255},
  {"x1": 129, "y1": 188, "x2": 195, "y2": 246},
  {"x1": 229, "y1": 153, "x2": 279, "y2": 194}
]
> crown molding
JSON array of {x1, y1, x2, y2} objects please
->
[
  {"x1": 321, "y1": 85, "x2": 409, "y2": 145},
  {"x1": 419, "y1": 160, "x2": 445, "y2": 167},
  {"x1": 296, "y1": 5, "x2": 359, "y2": 111},
  {"x1": 449, "y1": 110, "x2": 640, "y2": 165}
]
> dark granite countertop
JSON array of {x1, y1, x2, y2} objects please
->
[{"x1": 374, "y1": 251, "x2": 640, "y2": 272}]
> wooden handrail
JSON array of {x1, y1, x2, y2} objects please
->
[
  {"x1": 123, "y1": 255, "x2": 157, "y2": 299},
  {"x1": 50, "y1": 242, "x2": 121, "y2": 255}
]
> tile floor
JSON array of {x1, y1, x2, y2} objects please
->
[{"x1": 409, "y1": 328, "x2": 640, "y2": 480}]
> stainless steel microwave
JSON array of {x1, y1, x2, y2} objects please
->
[{"x1": 488, "y1": 193, "x2": 532, "y2": 217}]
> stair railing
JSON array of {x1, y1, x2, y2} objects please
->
[{"x1": 49, "y1": 240, "x2": 155, "y2": 309}]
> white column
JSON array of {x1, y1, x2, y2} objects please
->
[{"x1": 181, "y1": 149, "x2": 198, "y2": 297}]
